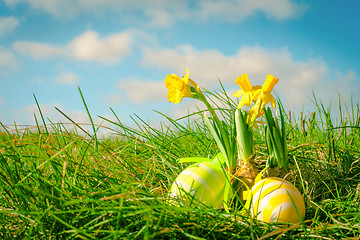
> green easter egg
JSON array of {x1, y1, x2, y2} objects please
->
[{"x1": 169, "y1": 161, "x2": 228, "y2": 208}]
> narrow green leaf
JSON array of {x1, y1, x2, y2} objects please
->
[
  {"x1": 272, "y1": 126, "x2": 284, "y2": 165},
  {"x1": 203, "y1": 112, "x2": 230, "y2": 168},
  {"x1": 235, "y1": 109, "x2": 252, "y2": 164},
  {"x1": 265, "y1": 126, "x2": 275, "y2": 167},
  {"x1": 33, "y1": 94, "x2": 49, "y2": 134},
  {"x1": 78, "y1": 87, "x2": 98, "y2": 152},
  {"x1": 212, "y1": 152, "x2": 227, "y2": 166}
]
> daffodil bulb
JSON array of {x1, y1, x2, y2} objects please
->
[
  {"x1": 247, "y1": 177, "x2": 305, "y2": 223},
  {"x1": 169, "y1": 161, "x2": 228, "y2": 208}
]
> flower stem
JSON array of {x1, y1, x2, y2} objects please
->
[{"x1": 196, "y1": 90, "x2": 235, "y2": 171}]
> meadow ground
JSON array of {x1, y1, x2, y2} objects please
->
[{"x1": 1, "y1": 92, "x2": 360, "y2": 239}]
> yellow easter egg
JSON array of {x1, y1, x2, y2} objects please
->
[
  {"x1": 249, "y1": 177, "x2": 305, "y2": 223},
  {"x1": 169, "y1": 161, "x2": 228, "y2": 208}
]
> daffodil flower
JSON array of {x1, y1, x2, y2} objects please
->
[
  {"x1": 247, "y1": 74, "x2": 279, "y2": 124},
  {"x1": 233, "y1": 73, "x2": 261, "y2": 109},
  {"x1": 252, "y1": 74, "x2": 279, "y2": 109},
  {"x1": 165, "y1": 68, "x2": 199, "y2": 104},
  {"x1": 233, "y1": 73, "x2": 279, "y2": 126}
]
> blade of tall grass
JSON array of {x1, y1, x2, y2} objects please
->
[
  {"x1": 33, "y1": 94, "x2": 49, "y2": 135},
  {"x1": 78, "y1": 87, "x2": 98, "y2": 152}
]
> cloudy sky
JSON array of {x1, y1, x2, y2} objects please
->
[{"x1": 1, "y1": 0, "x2": 359, "y2": 131}]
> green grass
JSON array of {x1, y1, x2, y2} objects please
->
[{"x1": 1, "y1": 91, "x2": 360, "y2": 239}]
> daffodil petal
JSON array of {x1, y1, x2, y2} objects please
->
[
  {"x1": 175, "y1": 91, "x2": 185, "y2": 104},
  {"x1": 237, "y1": 100, "x2": 245, "y2": 109},
  {"x1": 165, "y1": 75, "x2": 175, "y2": 88},
  {"x1": 270, "y1": 95, "x2": 276, "y2": 108},
  {"x1": 167, "y1": 89, "x2": 181, "y2": 104},
  {"x1": 243, "y1": 92, "x2": 253, "y2": 106},
  {"x1": 233, "y1": 89, "x2": 244, "y2": 98},
  {"x1": 182, "y1": 68, "x2": 190, "y2": 84},
  {"x1": 238, "y1": 92, "x2": 252, "y2": 109}
]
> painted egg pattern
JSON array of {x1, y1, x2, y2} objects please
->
[
  {"x1": 249, "y1": 177, "x2": 305, "y2": 223},
  {"x1": 169, "y1": 161, "x2": 227, "y2": 208}
]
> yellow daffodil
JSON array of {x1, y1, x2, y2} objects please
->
[
  {"x1": 165, "y1": 68, "x2": 199, "y2": 104},
  {"x1": 253, "y1": 74, "x2": 279, "y2": 109},
  {"x1": 247, "y1": 74, "x2": 279, "y2": 124},
  {"x1": 233, "y1": 73, "x2": 261, "y2": 109},
  {"x1": 234, "y1": 73, "x2": 279, "y2": 125}
]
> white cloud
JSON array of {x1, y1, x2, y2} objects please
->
[
  {"x1": 141, "y1": 44, "x2": 237, "y2": 86},
  {"x1": 4, "y1": 0, "x2": 307, "y2": 26},
  {"x1": 0, "y1": 46, "x2": 17, "y2": 71},
  {"x1": 68, "y1": 31, "x2": 132, "y2": 64},
  {"x1": 0, "y1": 16, "x2": 19, "y2": 37},
  {"x1": 12, "y1": 30, "x2": 134, "y2": 64},
  {"x1": 117, "y1": 77, "x2": 167, "y2": 103},
  {"x1": 141, "y1": 44, "x2": 360, "y2": 112},
  {"x1": 54, "y1": 71, "x2": 81, "y2": 85}
]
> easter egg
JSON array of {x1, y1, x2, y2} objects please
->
[
  {"x1": 169, "y1": 161, "x2": 228, "y2": 208},
  {"x1": 248, "y1": 177, "x2": 305, "y2": 223}
]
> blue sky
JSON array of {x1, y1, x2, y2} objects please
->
[{"x1": 1, "y1": 0, "x2": 360, "y2": 132}]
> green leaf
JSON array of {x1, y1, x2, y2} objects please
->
[
  {"x1": 221, "y1": 167, "x2": 233, "y2": 213},
  {"x1": 265, "y1": 126, "x2": 276, "y2": 167},
  {"x1": 203, "y1": 112, "x2": 230, "y2": 168},
  {"x1": 222, "y1": 181, "x2": 232, "y2": 213},
  {"x1": 272, "y1": 126, "x2": 284, "y2": 166},
  {"x1": 235, "y1": 109, "x2": 252, "y2": 163},
  {"x1": 264, "y1": 106, "x2": 289, "y2": 170},
  {"x1": 33, "y1": 94, "x2": 49, "y2": 135},
  {"x1": 212, "y1": 152, "x2": 227, "y2": 166}
]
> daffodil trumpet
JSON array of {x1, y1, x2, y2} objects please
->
[{"x1": 164, "y1": 67, "x2": 200, "y2": 104}]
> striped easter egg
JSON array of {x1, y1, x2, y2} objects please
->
[
  {"x1": 169, "y1": 161, "x2": 228, "y2": 208},
  {"x1": 248, "y1": 177, "x2": 305, "y2": 223}
]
